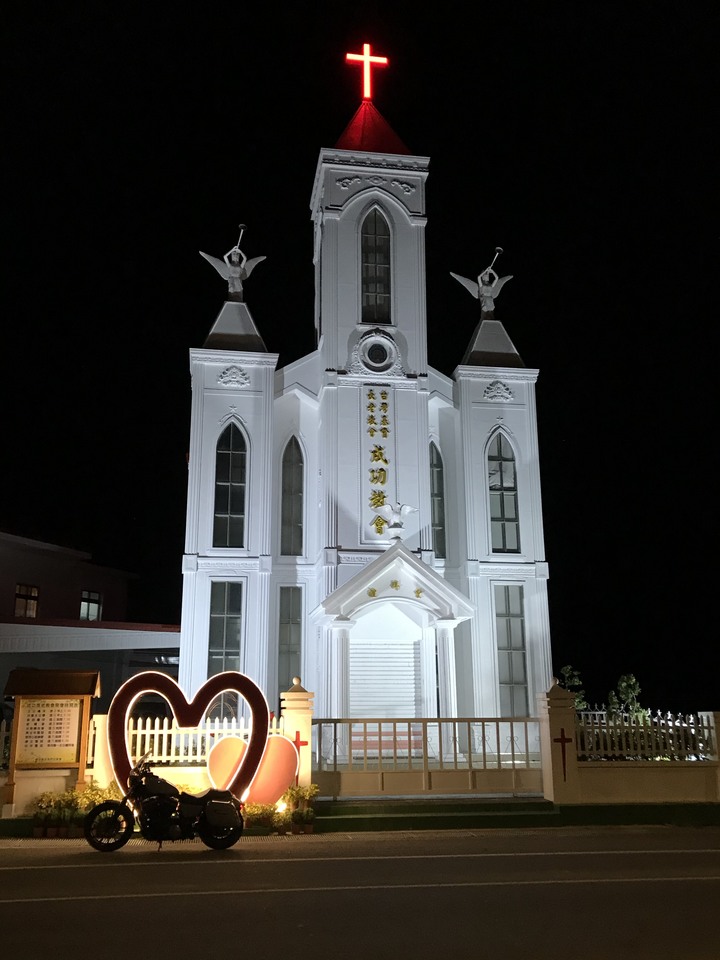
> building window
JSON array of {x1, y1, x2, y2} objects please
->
[
  {"x1": 361, "y1": 209, "x2": 391, "y2": 323},
  {"x1": 280, "y1": 437, "x2": 304, "y2": 556},
  {"x1": 278, "y1": 586, "x2": 302, "y2": 706},
  {"x1": 15, "y1": 584, "x2": 38, "y2": 619},
  {"x1": 495, "y1": 584, "x2": 528, "y2": 717},
  {"x1": 208, "y1": 581, "x2": 243, "y2": 717},
  {"x1": 214, "y1": 423, "x2": 247, "y2": 547},
  {"x1": 429, "y1": 442, "x2": 447, "y2": 559},
  {"x1": 488, "y1": 433, "x2": 520, "y2": 553},
  {"x1": 80, "y1": 590, "x2": 102, "y2": 621}
]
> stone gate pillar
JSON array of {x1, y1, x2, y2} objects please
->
[
  {"x1": 537, "y1": 681, "x2": 581, "y2": 803},
  {"x1": 280, "y1": 677, "x2": 314, "y2": 787}
]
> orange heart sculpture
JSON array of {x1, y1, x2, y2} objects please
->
[
  {"x1": 107, "y1": 671, "x2": 269, "y2": 801},
  {"x1": 208, "y1": 735, "x2": 299, "y2": 804}
]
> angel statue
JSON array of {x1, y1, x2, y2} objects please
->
[
  {"x1": 372, "y1": 501, "x2": 418, "y2": 539},
  {"x1": 199, "y1": 225, "x2": 266, "y2": 302},
  {"x1": 450, "y1": 247, "x2": 512, "y2": 317}
]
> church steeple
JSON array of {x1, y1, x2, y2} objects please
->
[
  {"x1": 335, "y1": 100, "x2": 410, "y2": 155},
  {"x1": 460, "y1": 317, "x2": 525, "y2": 368}
]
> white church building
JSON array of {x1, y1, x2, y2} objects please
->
[{"x1": 178, "y1": 55, "x2": 553, "y2": 722}]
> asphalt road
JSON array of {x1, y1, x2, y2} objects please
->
[{"x1": 1, "y1": 826, "x2": 718, "y2": 960}]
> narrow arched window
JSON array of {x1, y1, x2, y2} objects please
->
[
  {"x1": 488, "y1": 434, "x2": 520, "y2": 553},
  {"x1": 278, "y1": 586, "x2": 302, "y2": 708},
  {"x1": 208, "y1": 580, "x2": 243, "y2": 717},
  {"x1": 495, "y1": 584, "x2": 528, "y2": 717},
  {"x1": 281, "y1": 436, "x2": 304, "y2": 556},
  {"x1": 361, "y1": 209, "x2": 391, "y2": 323},
  {"x1": 213, "y1": 424, "x2": 247, "y2": 547},
  {"x1": 429, "y1": 442, "x2": 446, "y2": 559}
]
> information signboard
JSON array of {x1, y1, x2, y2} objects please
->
[{"x1": 15, "y1": 697, "x2": 82, "y2": 766}]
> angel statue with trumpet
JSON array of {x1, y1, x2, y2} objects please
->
[
  {"x1": 450, "y1": 247, "x2": 512, "y2": 318},
  {"x1": 199, "y1": 225, "x2": 266, "y2": 302}
]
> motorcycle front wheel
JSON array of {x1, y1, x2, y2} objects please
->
[
  {"x1": 197, "y1": 818, "x2": 242, "y2": 850},
  {"x1": 84, "y1": 801, "x2": 135, "y2": 852}
]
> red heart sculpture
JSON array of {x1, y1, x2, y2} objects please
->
[
  {"x1": 208, "y1": 735, "x2": 299, "y2": 804},
  {"x1": 107, "y1": 671, "x2": 269, "y2": 801}
]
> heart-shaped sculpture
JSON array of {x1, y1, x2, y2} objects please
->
[
  {"x1": 207, "y1": 735, "x2": 299, "y2": 804},
  {"x1": 107, "y1": 671, "x2": 269, "y2": 801}
]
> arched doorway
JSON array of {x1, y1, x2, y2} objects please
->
[{"x1": 346, "y1": 602, "x2": 435, "y2": 719}]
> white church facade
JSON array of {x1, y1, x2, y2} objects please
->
[{"x1": 178, "y1": 78, "x2": 553, "y2": 722}]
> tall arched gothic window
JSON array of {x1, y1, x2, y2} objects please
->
[
  {"x1": 488, "y1": 433, "x2": 520, "y2": 553},
  {"x1": 280, "y1": 436, "x2": 304, "y2": 556},
  {"x1": 213, "y1": 423, "x2": 247, "y2": 547},
  {"x1": 494, "y1": 584, "x2": 528, "y2": 717},
  {"x1": 429, "y1": 442, "x2": 446, "y2": 559},
  {"x1": 361, "y1": 209, "x2": 391, "y2": 323}
]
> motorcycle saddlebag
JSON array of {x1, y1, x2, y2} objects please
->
[{"x1": 205, "y1": 799, "x2": 241, "y2": 829}]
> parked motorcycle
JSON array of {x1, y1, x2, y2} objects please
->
[{"x1": 83, "y1": 751, "x2": 244, "y2": 852}]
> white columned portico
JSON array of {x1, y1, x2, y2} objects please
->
[
  {"x1": 326, "y1": 617, "x2": 355, "y2": 719},
  {"x1": 434, "y1": 619, "x2": 459, "y2": 718},
  {"x1": 310, "y1": 540, "x2": 474, "y2": 720}
]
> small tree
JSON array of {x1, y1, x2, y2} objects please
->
[
  {"x1": 558, "y1": 665, "x2": 588, "y2": 711},
  {"x1": 607, "y1": 674, "x2": 650, "y2": 722}
]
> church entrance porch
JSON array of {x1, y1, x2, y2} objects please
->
[
  {"x1": 310, "y1": 539, "x2": 475, "y2": 722},
  {"x1": 346, "y1": 604, "x2": 433, "y2": 720}
]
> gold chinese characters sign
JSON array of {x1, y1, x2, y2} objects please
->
[
  {"x1": 15, "y1": 697, "x2": 82, "y2": 766},
  {"x1": 366, "y1": 388, "x2": 394, "y2": 535}
]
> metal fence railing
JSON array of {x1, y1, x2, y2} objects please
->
[{"x1": 313, "y1": 717, "x2": 542, "y2": 773}]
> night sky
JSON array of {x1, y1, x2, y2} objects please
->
[{"x1": 4, "y1": 3, "x2": 717, "y2": 712}]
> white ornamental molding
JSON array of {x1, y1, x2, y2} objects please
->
[
  {"x1": 483, "y1": 380, "x2": 514, "y2": 401},
  {"x1": 337, "y1": 176, "x2": 361, "y2": 190},
  {"x1": 197, "y1": 558, "x2": 258, "y2": 571},
  {"x1": 339, "y1": 552, "x2": 380, "y2": 565},
  {"x1": 218, "y1": 406, "x2": 246, "y2": 427},
  {"x1": 457, "y1": 366, "x2": 539, "y2": 384},
  {"x1": 218, "y1": 365, "x2": 250, "y2": 387},
  {"x1": 321, "y1": 150, "x2": 428, "y2": 173},
  {"x1": 391, "y1": 180, "x2": 415, "y2": 195},
  {"x1": 349, "y1": 330, "x2": 405, "y2": 377}
]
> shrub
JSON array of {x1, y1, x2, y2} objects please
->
[{"x1": 242, "y1": 802, "x2": 276, "y2": 828}]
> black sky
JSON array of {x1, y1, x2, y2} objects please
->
[{"x1": 4, "y1": 3, "x2": 718, "y2": 711}]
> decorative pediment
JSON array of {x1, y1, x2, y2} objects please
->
[
  {"x1": 483, "y1": 379, "x2": 513, "y2": 401},
  {"x1": 311, "y1": 541, "x2": 474, "y2": 627},
  {"x1": 218, "y1": 365, "x2": 250, "y2": 387}
]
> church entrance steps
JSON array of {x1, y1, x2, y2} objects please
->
[{"x1": 312, "y1": 797, "x2": 559, "y2": 832}]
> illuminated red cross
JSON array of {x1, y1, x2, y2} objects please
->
[
  {"x1": 346, "y1": 43, "x2": 389, "y2": 100},
  {"x1": 553, "y1": 727, "x2": 574, "y2": 782},
  {"x1": 292, "y1": 729, "x2": 309, "y2": 785}
]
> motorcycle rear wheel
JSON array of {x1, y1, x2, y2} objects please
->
[
  {"x1": 84, "y1": 801, "x2": 134, "y2": 852},
  {"x1": 197, "y1": 818, "x2": 242, "y2": 850}
]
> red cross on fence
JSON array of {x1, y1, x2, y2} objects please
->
[
  {"x1": 553, "y1": 727, "x2": 574, "y2": 782},
  {"x1": 292, "y1": 729, "x2": 309, "y2": 786}
]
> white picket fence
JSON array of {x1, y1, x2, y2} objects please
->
[
  {"x1": 87, "y1": 714, "x2": 287, "y2": 766},
  {"x1": 576, "y1": 710, "x2": 716, "y2": 761}
]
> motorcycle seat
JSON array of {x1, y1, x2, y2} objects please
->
[{"x1": 179, "y1": 788, "x2": 233, "y2": 805}]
